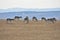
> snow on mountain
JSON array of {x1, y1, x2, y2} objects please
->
[{"x1": 0, "y1": 8, "x2": 60, "y2": 13}]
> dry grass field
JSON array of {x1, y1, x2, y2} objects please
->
[{"x1": 0, "y1": 19, "x2": 60, "y2": 40}]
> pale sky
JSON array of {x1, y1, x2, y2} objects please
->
[{"x1": 0, "y1": 0, "x2": 60, "y2": 9}]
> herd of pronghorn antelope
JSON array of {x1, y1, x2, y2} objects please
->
[{"x1": 6, "y1": 16, "x2": 57, "y2": 24}]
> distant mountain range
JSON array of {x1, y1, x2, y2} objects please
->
[{"x1": 0, "y1": 8, "x2": 60, "y2": 13}]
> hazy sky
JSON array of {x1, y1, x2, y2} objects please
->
[{"x1": 0, "y1": 0, "x2": 60, "y2": 9}]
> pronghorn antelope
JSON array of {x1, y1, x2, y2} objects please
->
[
  {"x1": 14, "y1": 16, "x2": 22, "y2": 20},
  {"x1": 6, "y1": 18, "x2": 14, "y2": 23},
  {"x1": 41, "y1": 17, "x2": 57, "y2": 23},
  {"x1": 24, "y1": 16, "x2": 29, "y2": 24},
  {"x1": 47, "y1": 18, "x2": 57, "y2": 23},
  {"x1": 41, "y1": 17, "x2": 46, "y2": 21},
  {"x1": 32, "y1": 16, "x2": 38, "y2": 21}
]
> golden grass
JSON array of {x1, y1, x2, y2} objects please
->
[{"x1": 0, "y1": 20, "x2": 60, "y2": 40}]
